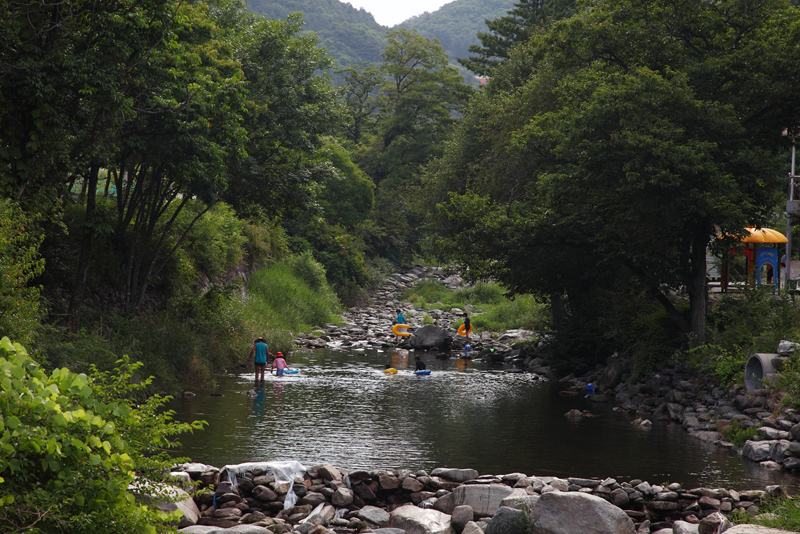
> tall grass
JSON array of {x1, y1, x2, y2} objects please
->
[
  {"x1": 244, "y1": 253, "x2": 342, "y2": 335},
  {"x1": 404, "y1": 280, "x2": 549, "y2": 334}
]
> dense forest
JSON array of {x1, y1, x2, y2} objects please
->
[{"x1": 5, "y1": 0, "x2": 800, "y2": 530}]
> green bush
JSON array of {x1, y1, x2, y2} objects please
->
[
  {"x1": 0, "y1": 199, "x2": 45, "y2": 344},
  {"x1": 468, "y1": 294, "x2": 549, "y2": 333},
  {"x1": 0, "y1": 337, "x2": 205, "y2": 533}
]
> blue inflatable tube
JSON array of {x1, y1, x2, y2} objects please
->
[{"x1": 414, "y1": 370, "x2": 431, "y2": 375}]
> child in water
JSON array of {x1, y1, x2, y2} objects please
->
[{"x1": 272, "y1": 352, "x2": 288, "y2": 376}]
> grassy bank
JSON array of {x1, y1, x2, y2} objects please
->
[
  {"x1": 34, "y1": 253, "x2": 343, "y2": 392},
  {"x1": 403, "y1": 279, "x2": 549, "y2": 335}
]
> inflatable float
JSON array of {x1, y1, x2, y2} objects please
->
[
  {"x1": 392, "y1": 324, "x2": 411, "y2": 337},
  {"x1": 277, "y1": 369, "x2": 298, "y2": 375},
  {"x1": 457, "y1": 324, "x2": 473, "y2": 336},
  {"x1": 414, "y1": 370, "x2": 431, "y2": 375},
  {"x1": 383, "y1": 368, "x2": 398, "y2": 374}
]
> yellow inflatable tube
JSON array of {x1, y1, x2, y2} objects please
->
[
  {"x1": 392, "y1": 324, "x2": 411, "y2": 337},
  {"x1": 457, "y1": 324, "x2": 473, "y2": 336},
  {"x1": 383, "y1": 368, "x2": 398, "y2": 374}
]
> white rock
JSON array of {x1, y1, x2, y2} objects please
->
[
  {"x1": 453, "y1": 484, "x2": 515, "y2": 517},
  {"x1": 389, "y1": 504, "x2": 452, "y2": 534}
]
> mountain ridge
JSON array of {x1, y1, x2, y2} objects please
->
[{"x1": 246, "y1": 0, "x2": 515, "y2": 70}]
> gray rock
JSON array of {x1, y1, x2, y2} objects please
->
[
  {"x1": 210, "y1": 526, "x2": 273, "y2": 534},
  {"x1": 358, "y1": 505, "x2": 391, "y2": 527},
  {"x1": 672, "y1": 521, "x2": 700, "y2": 534},
  {"x1": 462, "y1": 521, "x2": 485, "y2": 534},
  {"x1": 363, "y1": 529, "x2": 406, "y2": 534},
  {"x1": 500, "y1": 489, "x2": 540, "y2": 511},
  {"x1": 453, "y1": 484, "x2": 515, "y2": 517},
  {"x1": 301, "y1": 492, "x2": 327, "y2": 507},
  {"x1": 403, "y1": 477, "x2": 425, "y2": 492},
  {"x1": 484, "y1": 506, "x2": 526, "y2": 534},
  {"x1": 389, "y1": 504, "x2": 452, "y2": 534},
  {"x1": 528, "y1": 491, "x2": 636, "y2": 534},
  {"x1": 130, "y1": 482, "x2": 200, "y2": 529},
  {"x1": 318, "y1": 465, "x2": 342, "y2": 482},
  {"x1": 431, "y1": 468, "x2": 479, "y2": 483},
  {"x1": 433, "y1": 492, "x2": 455, "y2": 515},
  {"x1": 742, "y1": 440, "x2": 774, "y2": 462},
  {"x1": 304, "y1": 504, "x2": 336, "y2": 526},
  {"x1": 408, "y1": 325, "x2": 453, "y2": 351},
  {"x1": 549, "y1": 479, "x2": 569, "y2": 492},
  {"x1": 332, "y1": 487, "x2": 354, "y2": 507},
  {"x1": 452, "y1": 505, "x2": 475, "y2": 533},
  {"x1": 178, "y1": 527, "x2": 219, "y2": 534}
]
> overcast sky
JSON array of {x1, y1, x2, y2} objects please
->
[{"x1": 344, "y1": 0, "x2": 456, "y2": 27}]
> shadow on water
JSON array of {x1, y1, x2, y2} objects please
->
[{"x1": 169, "y1": 348, "x2": 800, "y2": 492}]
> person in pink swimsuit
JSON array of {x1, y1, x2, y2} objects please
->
[{"x1": 271, "y1": 352, "x2": 288, "y2": 376}]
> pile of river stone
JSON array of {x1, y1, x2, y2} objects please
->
[
  {"x1": 559, "y1": 344, "x2": 800, "y2": 475},
  {"x1": 292, "y1": 267, "x2": 537, "y2": 358},
  {"x1": 168, "y1": 463, "x2": 787, "y2": 534}
]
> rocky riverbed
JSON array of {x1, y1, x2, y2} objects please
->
[
  {"x1": 293, "y1": 267, "x2": 544, "y2": 370},
  {"x1": 166, "y1": 461, "x2": 792, "y2": 534}
]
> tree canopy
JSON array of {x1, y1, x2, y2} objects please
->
[{"x1": 425, "y1": 0, "x2": 800, "y2": 359}]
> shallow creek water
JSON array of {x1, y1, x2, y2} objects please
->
[{"x1": 169, "y1": 348, "x2": 800, "y2": 492}]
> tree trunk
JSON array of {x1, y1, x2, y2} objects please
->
[
  {"x1": 688, "y1": 230, "x2": 709, "y2": 346},
  {"x1": 67, "y1": 164, "x2": 100, "y2": 332}
]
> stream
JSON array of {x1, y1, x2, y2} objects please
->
[{"x1": 169, "y1": 348, "x2": 800, "y2": 492}]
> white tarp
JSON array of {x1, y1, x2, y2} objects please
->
[{"x1": 221, "y1": 460, "x2": 307, "y2": 510}]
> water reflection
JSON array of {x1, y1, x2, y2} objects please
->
[{"x1": 170, "y1": 348, "x2": 799, "y2": 492}]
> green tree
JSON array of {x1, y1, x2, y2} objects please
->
[
  {"x1": 221, "y1": 12, "x2": 344, "y2": 220},
  {"x1": 0, "y1": 199, "x2": 44, "y2": 344},
  {"x1": 0, "y1": 337, "x2": 205, "y2": 533},
  {"x1": 458, "y1": 0, "x2": 575, "y2": 76},
  {"x1": 426, "y1": 0, "x2": 800, "y2": 354}
]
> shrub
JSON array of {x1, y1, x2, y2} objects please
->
[
  {"x1": 0, "y1": 199, "x2": 45, "y2": 344},
  {"x1": 0, "y1": 337, "x2": 205, "y2": 533}
]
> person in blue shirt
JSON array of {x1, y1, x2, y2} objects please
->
[
  {"x1": 396, "y1": 309, "x2": 406, "y2": 325},
  {"x1": 249, "y1": 337, "x2": 270, "y2": 383}
]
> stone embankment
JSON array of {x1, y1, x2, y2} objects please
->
[
  {"x1": 168, "y1": 462, "x2": 789, "y2": 534},
  {"x1": 560, "y1": 345, "x2": 800, "y2": 476}
]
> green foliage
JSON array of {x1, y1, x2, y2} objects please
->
[
  {"x1": 682, "y1": 288, "x2": 800, "y2": 387},
  {"x1": 469, "y1": 294, "x2": 548, "y2": 334},
  {"x1": 242, "y1": 219, "x2": 289, "y2": 269},
  {"x1": 245, "y1": 255, "x2": 342, "y2": 335},
  {"x1": 459, "y1": 0, "x2": 575, "y2": 75},
  {"x1": 317, "y1": 138, "x2": 375, "y2": 228},
  {"x1": 247, "y1": 0, "x2": 387, "y2": 66},
  {"x1": 779, "y1": 354, "x2": 800, "y2": 410},
  {"x1": 732, "y1": 496, "x2": 800, "y2": 531},
  {"x1": 0, "y1": 337, "x2": 204, "y2": 533},
  {"x1": 720, "y1": 419, "x2": 758, "y2": 448},
  {"x1": 180, "y1": 203, "x2": 245, "y2": 279},
  {"x1": 404, "y1": 280, "x2": 548, "y2": 334},
  {"x1": 398, "y1": 0, "x2": 514, "y2": 79},
  {"x1": 424, "y1": 0, "x2": 800, "y2": 362},
  {"x1": 0, "y1": 199, "x2": 44, "y2": 344},
  {"x1": 684, "y1": 344, "x2": 746, "y2": 388}
]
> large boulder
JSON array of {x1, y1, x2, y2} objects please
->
[
  {"x1": 742, "y1": 440, "x2": 776, "y2": 462},
  {"x1": 453, "y1": 484, "x2": 515, "y2": 517},
  {"x1": 528, "y1": 491, "x2": 636, "y2": 534},
  {"x1": 358, "y1": 505, "x2": 391, "y2": 527},
  {"x1": 431, "y1": 468, "x2": 478, "y2": 483},
  {"x1": 409, "y1": 325, "x2": 453, "y2": 351},
  {"x1": 484, "y1": 506, "x2": 526, "y2": 534},
  {"x1": 130, "y1": 481, "x2": 200, "y2": 529},
  {"x1": 389, "y1": 504, "x2": 452, "y2": 534}
]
